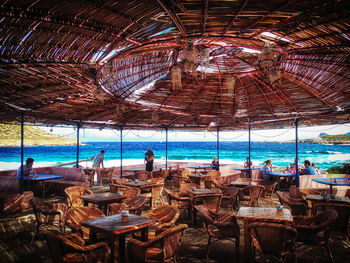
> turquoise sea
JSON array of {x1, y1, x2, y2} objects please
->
[{"x1": 1, "y1": 141, "x2": 350, "y2": 171}]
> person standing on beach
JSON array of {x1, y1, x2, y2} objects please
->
[
  {"x1": 16, "y1": 158, "x2": 35, "y2": 177},
  {"x1": 92, "y1": 150, "x2": 105, "y2": 185},
  {"x1": 144, "y1": 149, "x2": 154, "y2": 172}
]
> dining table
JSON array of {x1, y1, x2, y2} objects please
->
[
  {"x1": 312, "y1": 177, "x2": 350, "y2": 194},
  {"x1": 188, "y1": 173, "x2": 212, "y2": 187},
  {"x1": 306, "y1": 193, "x2": 350, "y2": 215},
  {"x1": 236, "y1": 206, "x2": 293, "y2": 263},
  {"x1": 18, "y1": 174, "x2": 64, "y2": 199},
  {"x1": 186, "y1": 165, "x2": 214, "y2": 173},
  {"x1": 80, "y1": 192, "x2": 126, "y2": 215},
  {"x1": 82, "y1": 213, "x2": 156, "y2": 263},
  {"x1": 267, "y1": 172, "x2": 296, "y2": 190},
  {"x1": 232, "y1": 167, "x2": 262, "y2": 178}
]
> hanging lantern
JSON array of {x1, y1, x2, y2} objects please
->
[
  {"x1": 269, "y1": 68, "x2": 281, "y2": 85},
  {"x1": 182, "y1": 42, "x2": 198, "y2": 78},
  {"x1": 225, "y1": 75, "x2": 235, "y2": 97},
  {"x1": 201, "y1": 48, "x2": 210, "y2": 68},
  {"x1": 151, "y1": 112, "x2": 159, "y2": 122},
  {"x1": 116, "y1": 103, "x2": 126, "y2": 116},
  {"x1": 103, "y1": 61, "x2": 118, "y2": 81},
  {"x1": 171, "y1": 65, "x2": 182, "y2": 90}
]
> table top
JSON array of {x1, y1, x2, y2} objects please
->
[
  {"x1": 81, "y1": 213, "x2": 156, "y2": 235},
  {"x1": 80, "y1": 192, "x2": 126, "y2": 204},
  {"x1": 268, "y1": 172, "x2": 296, "y2": 177},
  {"x1": 123, "y1": 180, "x2": 155, "y2": 187},
  {"x1": 188, "y1": 188, "x2": 215, "y2": 195},
  {"x1": 229, "y1": 181, "x2": 252, "y2": 187},
  {"x1": 18, "y1": 174, "x2": 64, "y2": 181},
  {"x1": 233, "y1": 167, "x2": 262, "y2": 171},
  {"x1": 306, "y1": 194, "x2": 350, "y2": 203},
  {"x1": 188, "y1": 173, "x2": 212, "y2": 178},
  {"x1": 123, "y1": 167, "x2": 146, "y2": 172},
  {"x1": 312, "y1": 177, "x2": 350, "y2": 186},
  {"x1": 187, "y1": 165, "x2": 214, "y2": 169},
  {"x1": 236, "y1": 207, "x2": 293, "y2": 223}
]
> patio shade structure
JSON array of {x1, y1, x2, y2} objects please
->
[{"x1": 0, "y1": 1, "x2": 349, "y2": 134}]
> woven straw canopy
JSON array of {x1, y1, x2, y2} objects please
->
[{"x1": 0, "y1": 0, "x2": 349, "y2": 130}]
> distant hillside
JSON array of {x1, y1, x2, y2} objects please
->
[
  {"x1": 300, "y1": 134, "x2": 350, "y2": 144},
  {"x1": 0, "y1": 124, "x2": 77, "y2": 146}
]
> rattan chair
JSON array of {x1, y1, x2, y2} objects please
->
[
  {"x1": 135, "y1": 170, "x2": 151, "y2": 181},
  {"x1": 293, "y1": 209, "x2": 338, "y2": 263},
  {"x1": 314, "y1": 203, "x2": 350, "y2": 240},
  {"x1": 43, "y1": 230, "x2": 109, "y2": 263},
  {"x1": 127, "y1": 224, "x2": 187, "y2": 263},
  {"x1": 238, "y1": 185, "x2": 265, "y2": 207},
  {"x1": 108, "y1": 195, "x2": 148, "y2": 216},
  {"x1": 31, "y1": 197, "x2": 68, "y2": 241},
  {"x1": 220, "y1": 186, "x2": 240, "y2": 212},
  {"x1": 147, "y1": 205, "x2": 180, "y2": 235},
  {"x1": 64, "y1": 186, "x2": 93, "y2": 208},
  {"x1": 164, "y1": 183, "x2": 199, "y2": 219},
  {"x1": 276, "y1": 191, "x2": 308, "y2": 216},
  {"x1": 198, "y1": 206, "x2": 240, "y2": 263},
  {"x1": 110, "y1": 185, "x2": 140, "y2": 199},
  {"x1": 247, "y1": 222, "x2": 297, "y2": 263},
  {"x1": 99, "y1": 167, "x2": 114, "y2": 184},
  {"x1": 259, "y1": 181, "x2": 278, "y2": 205},
  {"x1": 65, "y1": 206, "x2": 105, "y2": 242},
  {"x1": 83, "y1": 169, "x2": 96, "y2": 187},
  {"x1": 191, "y1": 193, "x2": 222, "y2": 224}
]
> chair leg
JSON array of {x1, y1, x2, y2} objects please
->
[
  {"x1": 205, "y1": 237, "x2": 211, "y2": 263},
  {"x1": 235, "y1": 237, "x2": 240, "y2": 263},
  {"x1": 325, "y1": 244, "x2": 334, "y2": 263}
]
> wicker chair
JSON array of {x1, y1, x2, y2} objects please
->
[
  {"x1": 31, "y1": 197, "x2": 68, "y2": 241},
  {"x1": 99, "y1": 167, "x2": 114, "y2": 184},
  {"x1": 191, "y1": 193, "x2": 222, "y2": 225},
  {"x1": 293, "y1": 209, "x2": 338, "y2": 263},
  {"x1": 276, "y1": 191, "x2": 308, "y2": 216},
  {"x1": 172, "y1": 174, "x2": 192, "y2": 189},
  {"x1": 65, "y1": 207, "x2": 105, "y2": 242},
  {"x1": 64, "y1": 186, "x2": 93, "y2": 208},
  {"x1": 314, "y1": 203, "x2": 350, "y2": 240},
  {"x1": 43, "y1": 230, "x2": 109, "y2": 263},
  {"x1": 247, "y1": 222, "x2": 297, "y2": 263},
  {"x1": 110, "y1": 185, "x2": 140, "y2": 199},
  {"x1": 83, "y1": 169, "x2": 95, "y2": 187},
  {"x1": 238, "y1": 185, "x2": 265, "y2": 207},
  {"x1": 259, "y1": 181, "x2": 278, "y2": 205},
  {"x1": 127, "y1": 224, "x2": 187, "y2": 263},
  {"x1": 220, "y1": 186, "x2": 240, "y2": 212},
  {"x1": 164, "y1": 183, "x2": 199, "y2": 219},
  {"x1": 108, "y1": 195, "x2": 148, "y2": 216},
  {"x1": 147, "y1": 205, "x2": 180, "y2": 235},
  {"x1": 161, "y1": 169, "x2": 170, "y2": 179},
  {"x1": 135, "y1": 171, "x2": 151, "y2": 181},
  {"x1": 198, "y1": 206, "x2": 240, "y2": 263}
]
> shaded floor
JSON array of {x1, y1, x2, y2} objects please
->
[{"x1": 1, "y1": 185, "x2": 349, "y2": 263}]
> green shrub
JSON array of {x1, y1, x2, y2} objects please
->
[{"x1": 327, "y1": 161, "x2": 350, "y2": 174}]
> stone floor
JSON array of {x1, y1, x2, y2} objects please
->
[{"x1": 0, "y1": 184, "x2": 349, "y2": 263}]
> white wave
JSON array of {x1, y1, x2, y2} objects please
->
[{"x1": 326, "y1": 153, "x2": 350, "y2": 161}]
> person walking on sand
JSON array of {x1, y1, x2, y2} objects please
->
[{"x1": 92, "y1": 150, "x2": 105, "y2": 185}]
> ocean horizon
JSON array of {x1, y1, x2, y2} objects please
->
[{"x1": 1, "y1": 141, "x2": 350, "y2": 171}]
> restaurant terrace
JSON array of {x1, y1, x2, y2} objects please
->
[{"x1": 0, "y1": 1, "x2": 350, "y2": 262}]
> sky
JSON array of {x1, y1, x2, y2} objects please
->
[{"x1": 39, "y1": 123, "x2": 350, "y2": 142}]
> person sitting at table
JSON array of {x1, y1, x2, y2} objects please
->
[
  {"x1": 311, "y1": 162, "x2": 320, "y2": 175},
  {"x1": 262, "y1": 159, "x2": 273, "y2": 180},
  {"x1": 16, "y1": 157, "x2": 35, "y2": 177},
  {"x1": 301, "y1": 160, "x2": 317, "y2": 175},
  {"x1": 144, "y1": 149, "x2": 154, "y2": 172},
  {"x1": 289, "y1": 157, "x2": 303, "y2": 173},
  {"x1": 244, "y1": 157, "x2": 253, "y2": 168},
  {"x1": 211, "y1": 157, "x2": 219, "y2": 171}
]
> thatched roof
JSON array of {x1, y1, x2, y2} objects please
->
[{"x1": 0, "y1": 0, "x2": 349, "y2": 130}]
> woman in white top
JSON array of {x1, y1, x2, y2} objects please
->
[{"x1": 262, "y1": 159, "x2": 273, "y2": 180}]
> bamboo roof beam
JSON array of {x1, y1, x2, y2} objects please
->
[
  {"x1": 202, "y1": 0, "x2": 209, "y2": 34},
  {"x1": 222, "y1": 0, "x2": 249, "y2": 34},
  {"x1": 283, "y1": 72, "x2": 337, "y2": 111},
  {"x1": 156, "y1": 0, "x2": 186, "y2": 37},
  {"x1": 239, "y1": 1, "x2": 291, "y2": 36},
  {"x1": 248, "y1": 75, "x2": 274, "y2": 116}
]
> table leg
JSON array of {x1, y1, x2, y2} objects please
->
[
  {"x1": 330, "y1": 185, "x2": 333, "y2": 194},
  {"x1": 141, "y1": 228, "x2": 149, "y2": 241},
  {"x1": 84, "y1": 200, "x2": 88, "y2": 206},
  {"x1": 119, "y1": 235, "x2": 126, "y2": 263},
  {"x1": 42, "y1": 182, "x2": 45, "y2": 199},
  {"x1": 243, "y1": 219, "x2": 251, "y2": 263},
  {"x1": 277, "y1": 177, "x2": 281, "y2": 191}
]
